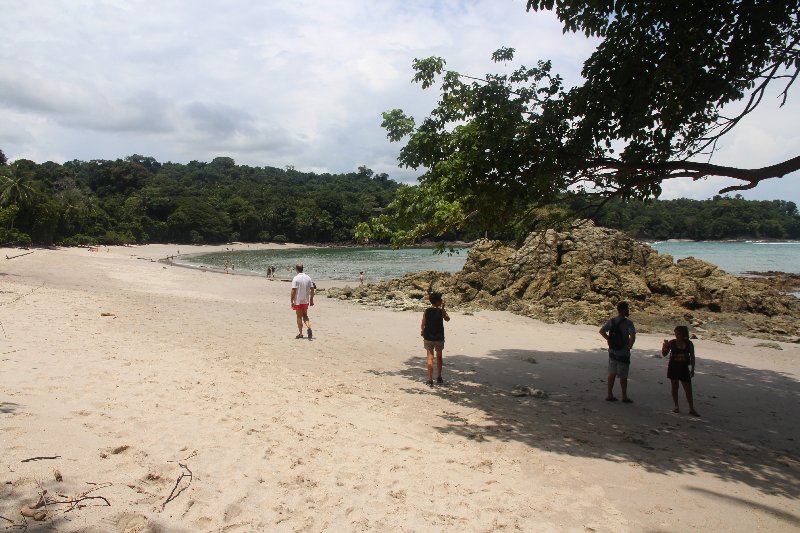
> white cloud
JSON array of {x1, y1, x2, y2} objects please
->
[
  {"x1": 0, "y1": 0, "x2": 796, "y2": 203},
  {"x1": 659, "y1": 83, "x2": 800, "y2": 201}
]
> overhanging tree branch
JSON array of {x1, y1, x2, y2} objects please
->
[
  {"x1": 585, "y1": 155, "x2": 800, "y2": 192},
  {"x1": 370, "y1": 2, "x2": 800, "y2": 245}
]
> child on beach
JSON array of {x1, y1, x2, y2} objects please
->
[
  {"x1": 661, "y1": 325, "x2": 700, "y2": 416},
  {"x1": 420, "y1": 292, "x2": 450, "y2": 386}
]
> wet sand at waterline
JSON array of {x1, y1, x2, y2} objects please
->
[{"x1": 1, "y1": 244, "x2": 798, "y2": 531}]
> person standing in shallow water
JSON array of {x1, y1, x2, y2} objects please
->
[
  {"x1": 599, "y1": 301, "x2": 636, "y2": 403},
  {"x1": 421, "y1": 292, "x2": 450, "y2": 386},
  {"x1": 662, "y1": 325, "x2": 700, "y2": 416},
  {"x1": 290, "y1": 263, "x2": 314, "y2": 339}
]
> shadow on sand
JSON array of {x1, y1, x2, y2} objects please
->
[
  {"x1": 0, "y1": 402, "x2": 21, "y2": 414},
  {"x1": 369, "y1": 346, "x2": 800, "y2": 502}
]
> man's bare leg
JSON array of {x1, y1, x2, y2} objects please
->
[
  {"x1": 620, "y1": 377, "x2": 630, "y2": 402},
  {"x1": 607, "y1": 374, "x2": 617, "y2": 400},
  {"x1": 302, "y1": 312, "x2": 312, "y2": 338}
]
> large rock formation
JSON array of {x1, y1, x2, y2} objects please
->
[{"x1": 326, "y1": 223, "x2": 800, "y2": 342}]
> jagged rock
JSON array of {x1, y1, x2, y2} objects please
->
[
  {"x1": 754, "y1": 342, "x2": 783, "y2": 350},
  {"x1": 326, "y1": 223, "x2": 800, "y2": 341},
  {"x1": 700, "y1": 331, "x2": 734, "y2": 344}
]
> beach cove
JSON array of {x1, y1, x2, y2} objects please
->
[{"x1": 1, "y1": 244, "x2": 798, "y2": 532}]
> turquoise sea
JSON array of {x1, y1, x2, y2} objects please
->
[
  {"x1": 182, "y1": 241, "x2": 800, "y2": 281},
  {"x1": 649, "y1": 241, "x2": 800, "y2": 275},
  {"x1": 181, "y1": 247, "x2": 469, "y2": 282}
]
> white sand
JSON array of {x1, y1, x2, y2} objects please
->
[{"x1": 1, "y1": 244, "x2": 798, "y2": 532}]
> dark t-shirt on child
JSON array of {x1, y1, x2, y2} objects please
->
[{"x1": 423, "y1": 307, "x2": 445, "y2": 341}]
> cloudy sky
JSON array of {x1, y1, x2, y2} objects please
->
[{"x1": 2, "y1": 0, "x2": 798, "y2": 202}]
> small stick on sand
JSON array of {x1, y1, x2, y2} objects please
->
[
  {"x1": 5, "y1": 251, "x2": 34, "y2": 260},
  {"x1": 162, "y1": 451, "x2": 197, "y2": 510},
  {"x1": 51, "y1": 483, "x2": 113, "y2": 512},
  {"x1": 20, "y1": 455, "x2": 61, "y2": 463}
]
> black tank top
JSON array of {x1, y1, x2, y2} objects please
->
[
  {"x1": 423, "y1": 307, "x2": 445, "y2": 341},
  {"x1": 668, "y1": 340, "x2": 692, "y2": 365}
]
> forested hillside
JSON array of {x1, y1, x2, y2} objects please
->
[
  {"x1": 575, "y1": 195, "x2": 800, "y2": 240},
  {"x1": 1, "y1": 150, "x2": 797, "y2": 247},
  {"x1": 0, "y1": 153, "x2": 399, "y2": 246}
]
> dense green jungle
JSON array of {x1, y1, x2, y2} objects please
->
[{"x1": 0, "y1": 152, "x2": 798, "y2": 246}]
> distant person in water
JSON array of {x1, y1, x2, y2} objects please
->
[
  {"x1": 291, "y1": 263, "x2": 314, "y2": 339},
  {"x1": 359, "y1": 271, "x2": 364, "y2": 285},
  {"x1": 599, "y1": 301, "x2": 636, "y2": 403},
  {"x1": 662, "y1": 325, "x2": 700, "y2": 416},
  {"x1": 421, "y1": 292, "x2": 450, "y2": 386}
]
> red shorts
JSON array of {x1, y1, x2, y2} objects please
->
[{"x1": 292, "y1": 303, "x2": 309, "y2": 311}]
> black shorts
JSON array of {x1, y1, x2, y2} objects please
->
[{"x1": 667, "y1": 363, "x2": 691, "y2": 382}]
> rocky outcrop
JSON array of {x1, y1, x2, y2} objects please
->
[{"x1": 326, "y1": 223, "x2": 800, "y2": 342}]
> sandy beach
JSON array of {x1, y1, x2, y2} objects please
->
[{"x1": 1, "y1": 244, "x2": 798, "y2": 532}]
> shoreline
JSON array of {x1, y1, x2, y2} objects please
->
[
  {"x1": 642, "y1": 238, "x2": 800, "y2": 244},
  {"x1": 163, "y1": 244, "x2": 800, "y2": 299},
  {"x1": 0, "y1": 244, "x2": 798, "y2": 531}
]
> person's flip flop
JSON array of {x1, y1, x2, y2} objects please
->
[
  {"x1": 295, "y1": 333, "x2": 304, "y2": 339},
  {"x1": 622, "y1": 398, "x2": 634, "y2": 403},
  {"x1": 605, "y1": 397, "x2": 618, "y2": 402}
]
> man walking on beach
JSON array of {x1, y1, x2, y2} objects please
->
[
  {"x1": 291, "y1": 263, "x2": 314, "y2": 339},
  {"x1": 600, "y1": 301, "x2": 636, "y2": 403}
]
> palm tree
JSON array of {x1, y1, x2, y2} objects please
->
[{"x1": 0, "y1": 165, "x2": 35, "y2": 230}]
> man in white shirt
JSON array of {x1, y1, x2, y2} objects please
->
[{"x1": 290, "y1": 263, "x2": 315, "y2": 339}]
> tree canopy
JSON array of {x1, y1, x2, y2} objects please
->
[
  {"x1": 573, "y1": 195, "x2": 800, "y2": 241},
  {"x1": 0, "y1": 155, "x2": 400, "y2": 247},
  {"x1": 360, "y1": 0, "x2": 800, "y2": 246}
]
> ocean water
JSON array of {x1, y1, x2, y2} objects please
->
[
  {"x1": 648, "y1": 241, "x2": 800, "y2": 275},
  {"x1": 182, "y1": 240, "x2": 800, "y2": 281},
  {"x1": 181, "y1": 247, "x2": 469, "y2": 281}
]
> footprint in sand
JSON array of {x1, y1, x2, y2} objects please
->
[
  {"x1": 100, "y1": 444, "x2": 130, "y2": 458},
  {"x1": 224, "y1": 502, "x2": 244, "y2": 523},
  {"x1": 113, "y1": 512, "x2": 154, "y2": 533}
]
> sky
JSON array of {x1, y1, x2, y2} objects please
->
[{"x1": 1, "y1": 0, "x2": 798, "y2": 202}]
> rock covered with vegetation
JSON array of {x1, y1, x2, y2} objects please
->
[{"x1": 327, "y1": 223, "x2": 800, "y2": 342}]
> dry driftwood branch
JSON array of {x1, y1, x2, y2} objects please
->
[
  {"x1": 5, "y1": 251, "x2": 34, "y2": 260},
  {"x1": 162, "y1": 451, "x2": 197, "y2": 510},
  {"x1": 20, "y1": 455, "x2": 61, "y2": 463}
]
